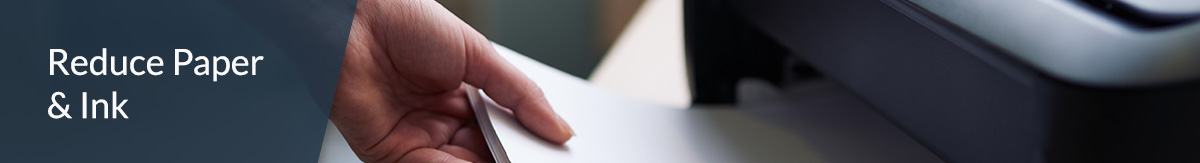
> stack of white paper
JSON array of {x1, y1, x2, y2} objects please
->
[{"x1": 473, "y1": 45, "x2": 824, "y2": 163}]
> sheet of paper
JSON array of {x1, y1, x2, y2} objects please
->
[{"x1": 474, "y1": 44, "x2": 824, "y2": 163}]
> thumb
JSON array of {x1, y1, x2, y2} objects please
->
[{"x1": 459, "y1": 29, "x2": 574, "y2": 145}]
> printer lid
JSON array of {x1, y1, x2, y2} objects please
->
[{"x1": 908, "y1": 0, "x2": 1200, "y2": 87}]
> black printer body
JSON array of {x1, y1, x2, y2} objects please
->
[{"x1": 685, "y1": 0, "x2": 1200, "y2": 162}]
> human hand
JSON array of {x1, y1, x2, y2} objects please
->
[{"x1": 330, "y1": 0, "x2": 574, "y2": 162}]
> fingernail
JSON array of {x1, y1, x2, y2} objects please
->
[{"x1": 557, "y1": 115, "x2": 575, "y2": 138}]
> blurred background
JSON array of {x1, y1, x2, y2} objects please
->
[
  {"x1": 437, "y1": 0, "x2": 647, "y2": 79},
  {"x1": 437, "y1": 0, "x2": 691, "y2": 107}
]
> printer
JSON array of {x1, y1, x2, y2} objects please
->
[{"x1": 685, "y1": 0, "x2": 1200, "y2": 162}]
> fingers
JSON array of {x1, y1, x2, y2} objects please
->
[
  {"x1": 460, "y1": 34, "x2": 574, "y2": 144},
  {"x1": 400, "y1": 148, "x2": 473, "y2": 163},
  {"x1": 438, "y1": 145, "x2": 483, "y2": 163},
  {"x1": 451, "y1": 123, "x2": 493, "y2": 161},
  {"x1": 421, "y1": 87, "x2": 472, "y2": 120}
]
